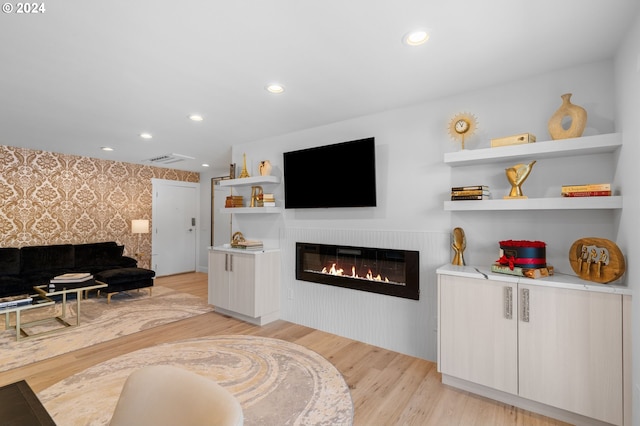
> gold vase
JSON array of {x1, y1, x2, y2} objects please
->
[{"x1": 548, "y1": 93, "x2": 587, "y2": 140}]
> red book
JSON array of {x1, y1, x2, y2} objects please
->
[{"x1": 561, "y1": 190, "x2": 612, "y2": 197}]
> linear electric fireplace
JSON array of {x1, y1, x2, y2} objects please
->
[{"x1": 296, "y1": 242, "x2": 419, "y2": 300}]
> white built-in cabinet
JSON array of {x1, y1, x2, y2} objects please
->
[
  {"x1": 437, "y1": 265, "x2": 631, "y2": 426},
  {"x1": 208, "y1": 247, "x2": 280, "y2": 325}
]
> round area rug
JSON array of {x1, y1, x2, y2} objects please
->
[{"x1": 38, "y1": 335, "x2": 353, "y2": 425}]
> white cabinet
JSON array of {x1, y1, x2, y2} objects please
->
[
  {"x1": 218, "y1": 175, "x2": 282, "y2": 214},
  {"x1": 517, "y1": 283, "x2": 623, "y2": 424},
  {"x1": 208, "y1": 247, "x2": 280, "y2": 325},
  {"x1": 437, "y1": 265, "x2": 631, "y2": 426},
  {"x1": 438, "y1": 274, "x2": 518, "y2": 394}
]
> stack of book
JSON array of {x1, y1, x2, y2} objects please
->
[
  {"x1": 491, "y1": 263, "x2": 554, "y2": 279},
  {"x1": 258, "y1": 193, "x2": 275, "y2": 207},
  {"x1": 49, "y1": 272, "x2": 94, "y2": 289},
  {"x1": 561, "y1": 183, "x2": 611, "y2": 197},
  {"x1": 451, "y1": 185, "x2": 490, "y2": 200},
  {"x1": 230, "y1": 240, "x2": 264, "y2": 250},
  {"x1": 0, "y1": 294, "x2": 33, "y2": 309},
  {"x1": 225, "y1": 195, "x2": 244, "y2": 207}
]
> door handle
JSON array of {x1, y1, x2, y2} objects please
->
[
  {"x1": 521, "y1": 288, "x2": 530, "y2": 322},
  {"x1": 504, "y1": 286, "x2": 513, "y2": 319}
]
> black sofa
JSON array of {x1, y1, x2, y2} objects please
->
[{"x1": 0, "y1": 241, "x2": 155, "y2": 300}]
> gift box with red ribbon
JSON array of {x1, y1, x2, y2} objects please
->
[{"x1": 497, "y1": 240, "x2": 546, "y2": 270}]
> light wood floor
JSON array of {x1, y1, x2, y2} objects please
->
[{"x1": 0, "y1": 272, "x2": 569, "y2": 425}]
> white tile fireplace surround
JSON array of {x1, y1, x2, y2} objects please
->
[{"x1": 280, "y1": 227, "x2": 449, "y2": 361}]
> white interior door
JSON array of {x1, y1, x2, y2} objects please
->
[{"x1": 152, "y1": 179, "x2": 199, "y2": 276}]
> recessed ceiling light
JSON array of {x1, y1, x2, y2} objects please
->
[
  {"x1": 403, "y1": 30, "x2": 429, "y2": 46},
  {"x1": 140, "y1": 133, "x2": 153, "y2": 140},
  {"x1": 101, "y1": 146, "x2": 114, "y2": 151},
  {"x1": 202, "y1": 163, "x2": 210, "y2": 167},
  {"x1": 189, "y1": 114, "x2": 204, "y2": 122},
  {"x1": 266, "y1": 83, "x2": 285, "y2": 94}
]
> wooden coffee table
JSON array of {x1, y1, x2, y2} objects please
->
[{"x1": 0, "y1": 380, "x2": 55, "y2": 425}]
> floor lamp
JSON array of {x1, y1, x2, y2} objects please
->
[{"x1": 131, "y1": 219, "x2": 149, "y2": 262}]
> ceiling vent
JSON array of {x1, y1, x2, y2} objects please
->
[{"x1": 145, "y1": 153, "x2": 195, "y2": 165}]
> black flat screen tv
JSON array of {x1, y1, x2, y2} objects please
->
[{"x1": 283, "y1": 137, "x2": 377, "y2": 209}]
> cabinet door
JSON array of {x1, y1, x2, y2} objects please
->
[
  {"x1": 439, "y1": 275, "x2": 518, "y2": 394},
  {"x1": 518, "y1": 284, "x2": 622, "y2": 425},
  {"x1": 208, "y1": 251, "x2": 230, "y2": 309},
  {"x1": 228, "y1": 253, "x2": 256, "y2": 317}
]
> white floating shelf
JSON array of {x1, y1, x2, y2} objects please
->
[
  {"x1": 219, "y1": 175, "x2": 280, "y2": 187},
  {"x1": 219, "y1": 207, "x2": 283, "y2": 214},
  {"x1": 444, "y1": 133, "x2": 621, "y2": 167},
  {"x1": 444, "y1": 196, "x2": 623, "y2": 211}
]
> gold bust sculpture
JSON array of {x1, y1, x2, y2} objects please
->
[{"x1": 451, "y1": 227, "x2": 466, "y2": 266}]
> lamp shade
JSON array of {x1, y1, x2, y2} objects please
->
[{"x1": 132, "y1": 219, "x2": 149, "y2": 234}]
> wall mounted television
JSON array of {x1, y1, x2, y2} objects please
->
[{"x1": 283, "y1": 137, "x2": 377, "y2": 209}]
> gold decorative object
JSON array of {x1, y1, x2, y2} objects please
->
[
  {"x1": 548, "y1": 93, "x2": 587, "y2": 140},
  {"x1": 238, "y1": 153, "x2": 250, "y2": 178},
  {"x1": 448, "y1": 112, "x2": 478, "y2": 150},
  {"x1": 258, "y1": 160, "x2": 272, "y2": 176},
  {"x1": 569, "y1": 237, "x2": 625, "y2": 283},
  {"x1": 451, "y1": 227, "x2": 466, "y2": 266},
  {"x1": 504, "y1": 160, "x2": 536, "y2": 199},
  {"x1": 231, "y1": 231, "x2": 245, "y2": 244},
  {"x1": 250, "y1": 185, "x2": 263, "y2": 207}
]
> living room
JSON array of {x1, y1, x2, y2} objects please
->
[{"x1": 1, "y1": 2, "x2": 639, "y2": 425}]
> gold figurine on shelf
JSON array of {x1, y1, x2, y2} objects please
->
[
  {"x1": 239, "y1": 153, "x2": 250, "y2": 178},
  {"x1": 504, "y1": 160, "x2": 536, "y2": 199},
  {"x1": 250, "y1": 186, "x2": 263, "y2": 207},
  {"x1": 451, "y1": 227, "x2": 466, "y2": 266}
]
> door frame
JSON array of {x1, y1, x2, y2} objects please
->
[{"x1": 211, "y1": 176, "x2": 232, "y2": 247}]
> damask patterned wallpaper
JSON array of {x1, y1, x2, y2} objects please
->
[{"x1": 0, "y1": 145, "x2": 199, "y2": 269}]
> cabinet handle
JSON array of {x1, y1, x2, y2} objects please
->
[
  {"x1": 229, "y1": 254, "x2": 233, "y2": 272},
  {"x1": 504, "y1": 286, "x2": 513, "y2": 319},
  {"x1": 224, "y1": 254, "x2": 228, "y2": 271},
  {"x1": 521, "y1": 288, "x2": 530, "y2": 322}
]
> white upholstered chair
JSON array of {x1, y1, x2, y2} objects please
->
[{"x1": 109, "y1": 365, "x2": 243, "y2": 426}]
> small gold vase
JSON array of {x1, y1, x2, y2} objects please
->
[{"x1": 548, "y1": 93, "x2": 587, "y2": 140}]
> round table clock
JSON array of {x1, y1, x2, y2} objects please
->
[{"x1": 448, "y1": 112, "x2": 478, "y2": 150}]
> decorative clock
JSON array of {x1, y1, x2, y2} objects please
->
[{"x1": 448, "y1": 112, "x2": 478, "y2": 150}]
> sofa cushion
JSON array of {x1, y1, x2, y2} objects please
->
[
  {"x1": 73, "y1": 241, "x2": 117, "y2": 267},
  {"x1": 0, "y1": 275, "x2": 28, "y2": 297},
  {"x1": 20, "y1": 244, "x2": 74, "y2": 274},
  {"x1": 0, "y1": 248, "x2": 21, "y2": 276},
  {"x1": 95, "y1": 267, "x2": 155, "y2": 285}
]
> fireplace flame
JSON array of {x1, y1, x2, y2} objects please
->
[{"x1": 321, "y1": 263, "x2": 389, "y2": 282}]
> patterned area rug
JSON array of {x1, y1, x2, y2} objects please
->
[
  {"x1": 38, "y1": 335, "x2": 354, "y2": 425},
  {"x1": 0, "y1": 286, "x2": 214, "y2": 372}
]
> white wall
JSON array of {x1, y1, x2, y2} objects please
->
[
  {"x1": 222, "y1": 59, "x2": 620, "y2": 361},
  {"x1": 614, "y1": 11, "x2": 640, "y2": 425}
]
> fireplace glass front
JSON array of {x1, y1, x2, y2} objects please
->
[{"x1": 296, "y1": 242, "x2": 419, "y2": 300}]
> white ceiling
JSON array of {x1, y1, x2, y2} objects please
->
[{"x1": 1, "y1": 0, "x2": 638, "y2": 173}]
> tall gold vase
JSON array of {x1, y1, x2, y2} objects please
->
[{"x1": 548, "y1": 93, "x2": 587, "y2": 140}]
